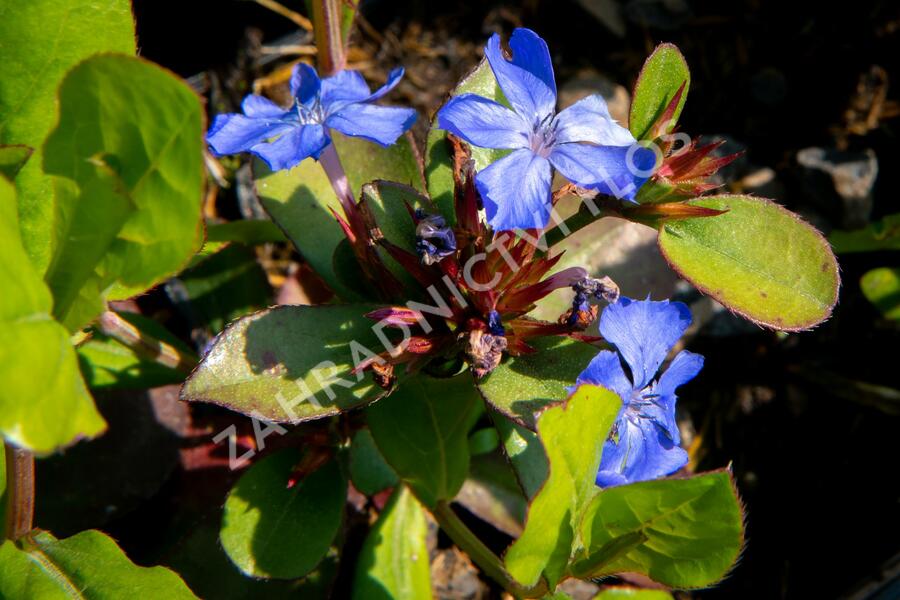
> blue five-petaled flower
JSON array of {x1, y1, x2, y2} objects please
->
[
  {"x1": 437, "y1": 28, "x2": 655, "y2": 232},
  {"x1": 572, "y1": 297, "x2": 704, "y2": 488},
  {"x1": 206, "y1": 64, "x2": 417, "y2": 171}
]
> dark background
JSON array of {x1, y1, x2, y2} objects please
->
[{"x1": 107, "y1": 0, "x2": 900, "y2": 597}]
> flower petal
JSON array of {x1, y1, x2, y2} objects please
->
[
  {"x1": 206, "y1": 114, "x2": 294, "y2": 156},
  {"x1": 241, "y1": 95, "x2": 289, "y2": 119},
  {"x1": 319, "y1": 69, "x2": 371, "y2": 109},
  {"x1": 484, "y1": 29, "x2": 556, "y2": 121},
  {"x1": 475, "y1": 148, "x2": 552, "y2": 231},
  {"x1": 290, "y1": 63, "x2": 321, "y2": 104},
  {"x1": 437, "y1": 94, "x2": 529, "y2": 150},
  {"x1": 250, "y1": 124, "x2": 329, "y2": 171},
  {"x1": 554, "y1": 94, "x2": 634, "y2": 146},
  {"x1": 598, "y1": 298, "x2": 692, "y2": 390},
  {"x1": 596, "y1": 418, "x2": 688, "y2": 487},
  {"x1": 656, "y1": 350, "x2": 704, "y2": 400},
  {"x1": 570, "y1": 350, "x2": 633, "y2": 400},
  {"x1": 366, "y1": 67, "x2": 405, "y2": 102},
  {"x1": 325, "y1": 103, "x2": 417, "y2": 146},
  {"x1": 549, "y1": 143, "x2": 655, "y2": 201}
]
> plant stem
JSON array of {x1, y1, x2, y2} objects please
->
[
  {"x1": 311, "y1": 0, "x2": 345, "y2": 75},
  {"x1": 318, "y1": 143, "x2": 355, "y2": 215},
  {"x1": 97, "y1": 311, "x2": 198, "y2": 374},
  {"x1": 544, "y1": 195, "x2": 620, "y2": 248},
  {"x1": 433, "y1": 501, "x2": 547, "y2": 598},
  {"x1": 3, "y1": 445, "x2": 35, "y2": 541}
]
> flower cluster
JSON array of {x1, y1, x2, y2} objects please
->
[
  {"x1": 356, "y1": 153, "x2": 603, "y2": 384},
  {"x1": 572, "y1": 298, "x2": 703, "y2": 487}
]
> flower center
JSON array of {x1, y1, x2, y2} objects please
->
[
  {"x1": 626, "y1": 388, "x2": 660, "y2": 423},
  {"x1": 296, "y1": 96, "x2": 326, "y2": 125},
  {"x1": 529, "y1": 113, "x2": 558, "y2": 158}
]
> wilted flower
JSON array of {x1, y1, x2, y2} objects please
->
[
  {"x1": 572, "y1": 297, "x2": 703, "y2": 487},
  {"x1": 437, "y1": 28, "x2": 655, "y2": 232},
  {"x1": 207, "y1": 64, "x2": 417, "y2": 170}
]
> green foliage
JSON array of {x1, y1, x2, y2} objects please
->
[
  {"x1": 182, "y1": 304, "x2": 388, "y2": 422},
  {"x1": 860, "y1": 267, "x2": 900, "y2": 320},
  {"x1": 504, "y1": 385, "x2": 621, "y2": 589},
  {"x1": 359, "y1": 180, "x2": 438, "y2": 289},
  {"x1": 367, "y1": 374, "x2": 481, "y2": 507},
  {"x1": 0, "y1": 530, "x2": 196, "y2": 598},
  {"x1": 77, "y1": 312, "x2": 194, "y2": 389},
  {"x1": 205, "y1": 220, "x2": 289, "y2": 245},
  {"x1": 595, "y1": 589, "x2": 674, "y2": 599},
  {"x1": 0, "y1": 177, "x2": 104, "y2": 452},
  {"x1": 629, "y1": 43, "x2": 690, "y2": 140},
  {"x1": 493, "y1": 416, "x2": 549, "y2": 500},
  {"x1": 579, "y1": 470, "x2": 744, "y2": 588},
  {"x1": 43, "y1": 54, "x2": 204, "y2": 331},
  {"x1": 0, "y1": 0, "x2": 136, "y2": 273},
  {"x1": 220, "y1": 450, "x2": 346, "y2": 579},
  {"x1": 256, "y1": 133, "x2": 424, "y2": 300},
  {"x1": 173, "y1": 244, "x2": 272, "y2": 334},
  {"x1": 477, "y1": 337, "x2": 600, "y2": 429},
  {"x1": 657, "y1": 195, "x2": 840, "y2": 330},
  {"x1": 0, "y1": 145, "x2": 32, "y2": 180},
  {"x1": 425, "y1": 59, "x2": 508, "y2": 220},
  {"x1": 350, "y1": 429, "x2": 398, "y2": 496},
  {"x1": 828, "y1": 213, "x2": 900, "y2": 253},
  {"x1": 352, "y1": 485, "x2": 433, "y2": 600}
]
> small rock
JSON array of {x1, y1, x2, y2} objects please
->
[{"x1": 797, "y1": 146, "x2": 878, "y2": 228}]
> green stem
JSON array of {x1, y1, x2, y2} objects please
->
[
  {"x1": 97, "y1": 311, "x2": 198, "y2": 374},
  {"x1": 543, "y1": 195, "x2": 621, "y2": 248},
  {"x1": 311, "y1": 0, "x2": 345, "y2": 75},
  {"x1": 3, "y1": 445, "x2": 35, "y2": 541},
  {"x1": 433, "y1": 501, "x2": 547, "y2": 598}
]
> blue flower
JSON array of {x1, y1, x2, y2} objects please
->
[
  {"x1": 436, "y1": 28, "x2": 655, "y2": 232},
  {"x1": 572, "y1": 297, "x2": 703, "y2": 487},
  {"x1": 207, "y1": 64, "x2": 417, "y2": 171}
]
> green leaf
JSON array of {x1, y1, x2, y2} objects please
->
[
  {"x1": 459, "y1": 452, "x2": 528, "y2": 537},
  {"x1": 367, "y1": 374, "x2": 481, "y2": 507},
  {"x1": 352, "y1": 485, "x2": 433, "y2": 600},
  {"x1": 0, "y1": 530, "x2": 196, "y2": 599},
  {"x1": 0, "y1": 145, "x2": 32, "y2": 180},
  {"x1": 172, "y1": 244, "x2": 272, "y2": 334},
  {"x1": 182, "y1": 304, "x2": 388, "y2": 422},
  {"x1": 861, "y1": 267, "x2": 900, "y2": 320},
  {"x1": 0, "y1": 0, "x2": 136, "y2": 273},
  {"x1": 220, "y1": 449, "x2": 347, "y2": 579},
  {"x1": 468, "y1": 427, "x2": 500, "y2": 456},
  {"x1": 350, "y1": 428, "x2": 398, "y2": 496},
  {"x1": 828, "y1": 213, "x2": 900, "y2": 253},
  {"x1": 0, "y1": 176, "x2": 104, "y2": 452},
  {"x1": 493, "y1": 417, "x2": 549, "y2": 500},
  {"x1": 477, "y1": 336, "x2": 600, "y2": 430},
  {"x1": 629, "y1": 43, "x2": 690, "y2": 140},
  {"x1": 425, "y1": 59, "x2": 508, "y2": 220},
  {"x1": 77, "y1": 312, "x2": 194, "y2": 389},
  {"x1": 256, "y1": 133, "x2": 424, "y2": 300},
  {"x1": 578, "y1": 470, "x2": 744, "y2": 588},
  {"x1": 595, "y1": 589, "x2": 674, "y2": 599},
  {"x1": 504, "y1": 385, "x2": 621, "y2": 589},
  {"x1": 359, "y1": 180, "x2": 437, "y2": 285},
  {"x1": 42, "y1": 54, "x2": 204, "y2": 330},
  {"x1": 657, "y1": 195, "x2": 840, "y2": 330},
  {"x1": 206, "y1": 220, "x2": 289, "y2": 245}
]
